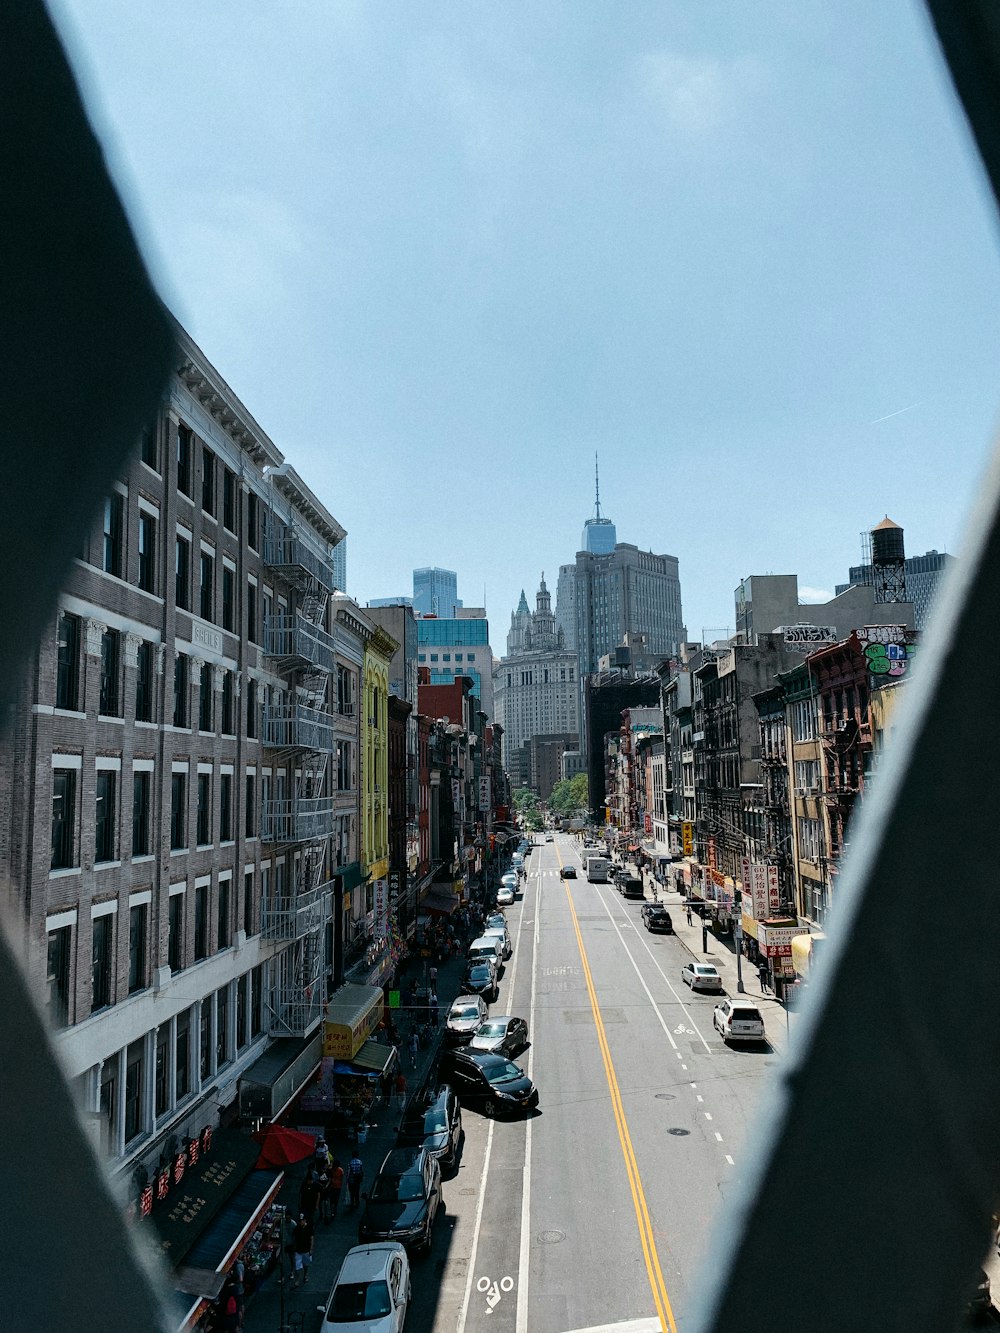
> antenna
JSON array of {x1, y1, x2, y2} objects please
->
[{"x1": 594, "y1": 452, "x2": 602, "y2": 520}]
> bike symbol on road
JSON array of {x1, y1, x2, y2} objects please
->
[
  {"x1": 477, "y1": 1274, "x2": 514, "y2": 1313},
  {"x1": 673, "y1": 1023, "x2": 692, "y2": 1035}
]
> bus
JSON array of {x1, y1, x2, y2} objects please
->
[{"x1": 585, "y1": 855, "x2": 610, "y2": 883}]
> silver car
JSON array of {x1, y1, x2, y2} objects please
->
[
  {"x1": 482, "y1": 925, "x2": 512, "y2": 959},
  {"x1": 444, "y1": 995, "x2": 487, "y2": 1044},
  {"x1": 469, "y1": 1015, "x2": 529, "y2": 1058}
]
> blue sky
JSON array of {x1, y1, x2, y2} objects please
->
[{"x1": 53, "y1": 0, "x2": 1000, "y2": 644}]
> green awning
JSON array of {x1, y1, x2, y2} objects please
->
[{"x1": 335, "y1": 861, "x2": 364, "y2": 892}]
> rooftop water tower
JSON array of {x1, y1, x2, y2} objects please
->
[{"x1": 871, "y1": 516, "x2": 907, "y2": 605}]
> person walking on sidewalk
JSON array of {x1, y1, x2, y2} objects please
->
[
  {"x1": 394, "y1": 1070, "x2": 407, "y2": 1108},
  {"x1": 686, "y1": 903, "x2": 693, "y2": 927},
  {"x1": 346, "y1": 1154, "x2": 365, "y2": 1209},
  {"x1": 325, "y1": 1159, "x2": 344, "y2": 1220},
  {"x1": 289, "y1": 1214, "x2": 314, "y2": 1287}
]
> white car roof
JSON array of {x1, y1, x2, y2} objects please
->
[
  {"x1": 337, "y1": 1242, "x2": 404, "y2": 1283},
  {"x1": 694, "y1": 964, "x2": 720, "y2": 973},
  {"x1": 450, "y1": 995, "x2": 483, "y2": 1011}
]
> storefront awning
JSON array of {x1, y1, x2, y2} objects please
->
[
  {"x1": 239, "y1": 1031, "x2": 323, "y2": 1124},
  {"x1": 741, "y1": 913, "x2": 759, "y2": 940},
  {"x1": 323, "y1": 984, "x2": 384, "y2": 1060},
  {"x1": 150, "y1": 1130, "x2": 263, "y2": 1271},
  {"x1": 419, "y1": 887, "x2": 460, "y2": 916},
  {"x1": 348, "y1": 1037, "x2": 396, "y2": 1076},
  {"x1": 792, "y1": 931, "x2": 825, "y2": 976}
]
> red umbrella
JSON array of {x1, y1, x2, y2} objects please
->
[{"x1": 251, "y1": 1124, "x2": 317, "y2": 1169}]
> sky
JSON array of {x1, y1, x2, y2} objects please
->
[{"x1": 52, "y1": 0, "x2": 1000, "y2": 644}]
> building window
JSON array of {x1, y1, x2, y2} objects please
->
[
  {"x1": 247, "y1": 492, "x2": 260, "y2": 551},
  {"x1": 223, "y1": 468, "x2": 237, "y2": 532},
  {"x1": 92, "y1": 913, "x2": 113, "y2": 1010},
  {"x1": 244, "y1": 869, "x2": 255, "y2": 937},
  {"x1": 246, "y1": 677, "x2": 258, "y2": 738},
  {"x1": 95, "y1": 771, "x2": 117, "y2": 863},
  {"x1": 137, "y1": 512, "x2": 156, "y2": 593},
  {"x1": 170, "y1": 773, "x2": 187, "y2": 849},
  {"x1": 173, "y1": 654, "x2": 189, "y2": 728},
  {"x1": 418, "y1": 653, "x2": 425, "y2": 663},
  {"x1": 245, "y1": 774, "x2": 256, "y2": 837},
  {"x1": 200, "y1": 550, "x2": 215, "y2": 621},
  {"x1": 132, "y1": 771, "x2": 151, "y2": 857},
  {"x1": 251, "y1": 964, "x2": 264, "y2": 1037},
  {"x1": 56, "y1": 613, "x2": 80, "y2": 711},
  {"x1": 201, "y1": 446, "x2": 216, "y2": 515},
  {"x1": 46, "y1": 926, "x2": 71, "y2": 1027},
  {"x1": 175, "y1": 534, "x2": 191, "y2": 610},
  {"x1": 196, "y1": 772, "x2": 212, "y2": 846},
  {"x1": 140, "y1": 423, "x2": 158, "y2": 470},
  {"x1": 221, "y1": 672, "x2": 235, "y2": 735},
  {"x1": 176, "y1": 423, "x2": 192, "y2": 496},
  {"x1": 124, "y1": 1039, "x2": 144, "y2": 1144},
  {"x1": 51, "y1": 768, "x2": 77, "y2": 870},
  {"x1": 194, "y1": 883, "x2": 208, "y2": 960},
  {"x1": 247, "y1": 581, "x2": 258, "y2": 643},
  {"x1": 99, "y1": 629, "x2": 121, "y2": 716},
  {"x1": 237, "y1": 971, "x2": 249, "y2": 1050},
  {"x1": 128, "y1": 903, "x2": 148, "y2": 993},
  {"x1": 175, "y1": 1009, "x2": 190, "y2": 1099},
  {"x1": 218, "y1": 879, "x2": 231, "y2": 950},
  {"x1": 199, "y1": 664, "x2": 214, "y2": 732},
  {"x1": 200, "y1": 1002, "x2": 212, "y2": 1080},
  {"x1": 220, "y1": 772, "x2": 233, "y2": 842},
  {"x1": 135, "y1": 640, "x2": 155, "y2": 723},
  {"x1": 103, "y1": 493, "x2": 124, "y2": 577},
  {"x1": 222, "y1": 566, "x2": 235, "y2": 632},
  {"x1": 168, "y1": 893, "x2": 184, "y2": 970},
  {"x1": 155, "y1": 1025, "x2": 170, "y2": 1118},
  {"x1": 430, "y1": 654, "x2": 438, "y2": 663},
  {"x1": 216, "y1": 986, "x2": 230, "y2": 1067}
]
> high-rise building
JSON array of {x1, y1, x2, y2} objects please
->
[
  {"x1": 332, "y1": 537, "x2": 347, "y2": 591},
  {"x1": 413, "y1": 567, "x2": 461, "y2": 618},
  {"x1": 574, "y1": 545, "x2": 685, "y2": 676},
  {"x1": 416, "y1": 613, "x2": 494, "y2": 717},
  {"x1": 581, "y1": 454, "x2": 617, "y2": 554},
  {"x1": 369, "y1": 596, "x2": 413, "y2": 608},
  {"x1": 493, "y1": 577, "x2": 580, "y2": 794},
  {"x1": 555, "y1": 564, "x2": 577, "y2": 653}
]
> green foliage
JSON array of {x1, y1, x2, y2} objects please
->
[
  {"x1": 526, "y1": 811, "x2": 544, "y2": 831},
  {"x1": 512, "y1": 786, "x2": 538, "y2": 812},
  {"x1": 548, "y1": 773, "x2": 589, "y2": 817}
]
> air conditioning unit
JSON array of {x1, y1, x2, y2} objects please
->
[{"x1": 793, "y1": 786, "x2": 807, "y2": 798}]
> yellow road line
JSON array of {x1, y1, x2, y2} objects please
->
[{"x1": 557, "y1": 843, "x2": 677, "y2": 1333}]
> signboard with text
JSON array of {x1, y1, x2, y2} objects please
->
[
  {"x1": 682, "y1": 822, "x2": 694, "y2": 856},
  {"x1": 757, "y1": 921, "x2": 806, "y2": 958}
]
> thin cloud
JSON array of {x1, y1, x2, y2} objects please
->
[
  {"x1": 870, "y1": 401, "x2": 923, "y2": 425},
  {"x1": 800, "y1": 586, "x2": 834, "y2": 603},
  {"x1": 637, "y1": 50, "x2": 763, "y2": 136}
]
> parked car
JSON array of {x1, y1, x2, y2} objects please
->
[
  {"x1": 641, "y1": 903, "x2": 673, "y2": 933},
  {"x1": 559, "y1": 866, "x2": 577, "y2": 879},
  {"x1": 622, "y1": 877, "x2": 645, "y2": 900},
  {"x1": 482, "y1": 924, "x2": 512, "y2": 959},
  {"x1": 496, "y1": 884, "x2": 515, "y2": 906},
  {"x1": 396, "y1": 1085, "x2": 462, "y2": 1169},
  {"x1": 545, "y1": 834, "x2": 553, "y2": 842},
  {"x1": 681, "y1": 962, "x2": 724, "y2": 993},
  {"x1": 468, "y1": 935, "x2": 504, "y2": 970},
  {"x1": 500, "y1": 872, "x2": 519, "y2": 889},
  {"x1": 485, "y1": 911, "x2": 507, "y2": 932},
  {"x1": 358, "y1": 1147, "x2": 443, "y2": 1252},
  {"x1": 320, "y1": 1242, "x2": 410, "y2": 1333},
  {"x1": 469, "y1": 1015, "x2": 528, "y2": 1058},
  {"x1": 444, "y1": 995, "x2": 487, "y2": 1044},
  {"x1": 713, "y1": 997, "x2": 765, "y2": 1043},
  {"x1": 437, "y1": 1048, "x2": 539, "y2": 1117},
  {"x1": 462, "y1": 959, "x2": 499, "y2": 1002}
]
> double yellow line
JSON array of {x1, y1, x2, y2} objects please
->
[{"x1": 558, "y1": 846, "x2": 677, "y2": 1333}]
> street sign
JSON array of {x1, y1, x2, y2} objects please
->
[{"x1": 388, "y1": 990, "x2": 400, "y2": 1009}]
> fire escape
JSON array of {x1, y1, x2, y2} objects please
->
[
  {"x1": 261, "y1": 518, "x2": 337, "y2": 1037},
  {"x1": 820, "y1": 714, "x2": 871, "y2": 881}
]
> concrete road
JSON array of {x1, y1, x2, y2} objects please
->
[{"x1": 408, "y1": 833, "x2": 777, "y2": 1333}]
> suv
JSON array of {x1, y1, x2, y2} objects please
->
[
  {"x1": 397, "y1": 1085, "x2": 462, "y2": 1170},
  {"x1": 320, "y1": 1242, "x2": 410, "y2": 1332},
  {"x1": 444, "y1": 995, "x2": 487, "y2": 1044},
  {"x1": 713, "y1": 997, "x2": 765, "y2": 1044},
  {"x1": 641, "y1": 903, "x2": 673, "y2": 933},
  {"x1": 622, "y1": 877, "x2": 645, "y2": 900},
  {"x1": 358, "y1": 1147, "x2": 443, "y2": 1251},
  {"x1": 437, "y1": 1048, "x2": 539, "y2": 1117}
]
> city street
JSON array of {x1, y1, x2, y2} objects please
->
[{"x1": 406, "y1": 834, "x2": 778, "y2": 1333}]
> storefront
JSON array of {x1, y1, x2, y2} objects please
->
[
  {"x1": 757, "y1": 920, "x2": 808, "y2": 992},
  {"x1": 791, "y1": 930, "x2": 825, "y2": 980},
  {"x1": 238, "y1": 1032, "x2": 323, "y2": 1126},
  {"x1": 287, "y1": 984, "x2": 391, "y2": 1129}
]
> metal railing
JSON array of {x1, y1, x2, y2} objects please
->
[
  {"x1": 263, "y1": 703, "x2": 335, "y2": 751},
  {"x1": 260, "y1": 882, "x2": 329, "y2": 940},
  {"x1": 261, "y1": 796, "x2": 335, "y2": 843},
  {"x1": 263, "y1": 614, "x2": 336, "y2": 672},
  {"x1": 263, "y1": 522, "x2": 335, "y2": 590}
]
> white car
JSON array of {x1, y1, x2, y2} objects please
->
[
  {"x1": 482, "y1": 924, "x2": 512, "y2": 959},
  {"x1": 714, "y1": 997, "x2": 765, "y2": 1044},
  {"x1": 320, "y1": 1242, "x2": 410, "y2": 1332},
  {"x1": 496, "y1": 884, "x2": 515, "y2": 906},
  {"x1": 681, "y1": 962, "x2": 724, "y2": 993},
  {"x1": 445, "y1": 995, "x2": 487, "y2": 1044},
  {"x1": 500, "y1": 872, "x2": 519, "y2": 891}
]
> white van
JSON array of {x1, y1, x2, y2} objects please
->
[
  {"x1": 585, "y1": 855, "x2": 610, "y2": 883},
  {"x1": 468, "y1": 935, "x2": 504, "y2": 969}
]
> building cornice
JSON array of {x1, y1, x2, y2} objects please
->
[{"x1": 265, "y1": 463, "x2": 346, "y2": 547}]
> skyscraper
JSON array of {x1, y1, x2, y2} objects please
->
[
  {"x1": 332, "y1": 537, "x2": 347, "y2": 591},
  {"x1": 581, "y1": 454, "x2": 617, "y2": 554},
  {"x1": 574, "y1": 545, "x2": 684, "y2": 675},
  {"x1": 413, "y1": 567, "x2": 461, "y2": 617}
]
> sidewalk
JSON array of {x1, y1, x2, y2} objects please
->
[
  {"x1": 621, "y1": 861, "x2": 790, "y2": 1055},
  {"x1": 241, "y1": 927, "x2": 485, "y2": 1332}
]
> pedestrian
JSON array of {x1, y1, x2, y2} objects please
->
[
  {"x1": 346, "y1": 1154, "x2": 364, "y2": 1209},
  {"x1": 686, "y1": 904, "x2": 693, "y2": 927},
  {"x1": 289, "y1": 1213, "x2": 314, "y2": 1287},
  {"x1": 380, "y1": 1068, "x2": 393, "y2": 1106},
  {"x1": 408, "y1": 1030, "x2": 418, "y2": 1066},
  {"x1": 428, "y1": 990, "x2": 438, "y2": 1025},
  {"x1": 326, "y1": 1158, "x2": 344, "y2": 1220},
  {"x1": 394, "y1": 1070, "x2": 407, "y2": 1108},
  {"x1": 299, "y1": 1169, "x2": 321, "y2": 1224},
  {"x1": 220, "y1": 1285, "x2": 239, "y2": 1332},
  {"x1": 313, "y1": 1137, "x2": 332, "y2": 1172},
  {"x1": 758, "y1": 961, "x2": 769, "y2": 994}
]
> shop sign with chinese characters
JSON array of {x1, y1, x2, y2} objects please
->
[{"x1": 757, "y1": 921, "x2": 807, "y2": 958}]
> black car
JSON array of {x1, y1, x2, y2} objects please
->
[
  {"x1": 437, "y1": 1049, "x2": 538, "y2": 1117},
  {"x1": 463, "y1": 959, "x2": 499, "y2": 1002},
  {"x1": 559, "y1": 866, "x2": 577, "y2": 879},
  {"x1": 622, "y1": 877, "x2": 645, "y2": 900},
  {"x1": 397, "y1": 1085, "x2": 462, "y2": 1170},
  {"x1": 641, "y1": 903, "x2": 673, "y2": 933},
  {"x1": 358, "y1": 1146, "x2": 442, "y2": 1251}
]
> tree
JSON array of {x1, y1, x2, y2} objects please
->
[
  {"x1": 548, "y1": 774, "x2": 589, "y2": 818},
  {"x1": 512, "y1": 786, "x2": 538, "y2": 812}
]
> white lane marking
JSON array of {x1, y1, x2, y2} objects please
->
[
  {"x1": 689, "y1": 1082, "x2": 697, "y2": 1089},
  {"x1": 714, "y1": 1132, "x2": 723, "y2": 1142},
  {"x1": 725, "y1": 1155, "x2": 735, "y2": 1166},
  {"x1": 599, "y1": 893, "x2": 715, "y2": 1054},
  {"x1": 681, "y1": 1064, "x2": 687, "y2": 1071},
  {"x1": 704, "y1": 1112, "x2": 713, "y2": 1121},
  {"x1": 592, "y1": 890, "x2": 680, "y2": 1052},
  {"x1": 559, "y1": 1320, "x2": 665, "y2": 1333},
  {"x1": 516, "y1": 859, "x2": 542, "y2": 1332},
  {"x1": 696, "y1": 1095, "x2": 704, "y2": 1103},
  {"x1": 457, "y1": 859, "x2": 532, "y2": 1333}
]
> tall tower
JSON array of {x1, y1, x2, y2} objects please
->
[
  {"x1": 581, "y1": 453, "x2": 617, "y2": 555},
  {"x1": 871, "y1": 517, "x2": 907, "y2": 604}
]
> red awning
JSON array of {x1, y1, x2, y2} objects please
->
[
  {"x1": 251, "y1": 1123, "x2": 317, "y2": 1169},
  {"x1": 628, "y1": 844, "x2": 640, "y2": 852}
]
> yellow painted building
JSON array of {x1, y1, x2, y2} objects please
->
[{"x1": 361, "y1": 626, "x2": 397, "y2": 891}]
